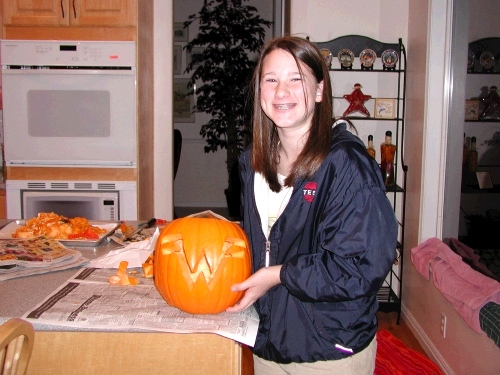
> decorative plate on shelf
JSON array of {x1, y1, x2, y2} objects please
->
[
  {"x1": 467, "y1": 51, "x2": 476, "y2": 70},
  {"x1": 338, "y1": 49, "x2": 354, "y2": 68},
  {"x1": 359, "y1": 49, "x2": 377, "y2": 68},
  {"x1": 381, "y1": 49, "x2": 399, "y2": 69},
  {"x1": 320, "y1": 48, "x2": 333, "y2": 68},
  {"x1": 479, "y1": 51, "x2": 495, "y2": 70}
]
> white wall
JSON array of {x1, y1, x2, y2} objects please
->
[
  {"x1": 153, "y1": 0, "x2": 174, "y2": 220},
  {"x1": 173, "y1": 0, "x2": 274, "y2": 208},
  {"x1": 289, "y1": 0, "x2": 408, "y2": 43}
]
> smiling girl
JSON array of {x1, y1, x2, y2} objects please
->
[{"x1": 227, "y1": 36, "x2": 397, "y2": 375}]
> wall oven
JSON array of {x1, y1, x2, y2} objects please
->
[{"x1": 0, "y1": 39, "x2": 138, "y2": 220}]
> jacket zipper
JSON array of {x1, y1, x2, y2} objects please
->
[{"x1": 265, "y1": 240, "x2": 271, "y2": 267}]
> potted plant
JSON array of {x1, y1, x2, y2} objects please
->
[{"x1": 183, "y1": 0, "x2": 272, "y2": 218}]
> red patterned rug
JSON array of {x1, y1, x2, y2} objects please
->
[{"x1": 375, "y1": 330, "x2": 444, "y2": 375}]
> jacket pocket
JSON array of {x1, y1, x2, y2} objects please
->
[{"x1": 312, "y1": 300, "x2": 362, "y2": 341}]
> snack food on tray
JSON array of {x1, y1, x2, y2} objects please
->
[{"x1": 12, "y1": 212, "x2": 107, "y2": 240}]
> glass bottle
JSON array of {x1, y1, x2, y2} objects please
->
[
  {"x1": 380, "y1": 131, "x2": 396, "y2": 186},
  {"x1": 462, "y1": 133, "x2": 468, "y2": 184},
  {"x1": 468, "y1": 136, "x2": 478, "y2": 173},
  {"x1": 366, "y1": 135, "x2": 376, "y2": 159}
]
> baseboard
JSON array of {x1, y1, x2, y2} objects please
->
[{"x1": 401, "y1": 303, "x2": 455, "y2": 375}]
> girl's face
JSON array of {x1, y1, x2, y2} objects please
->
[{"x1": 260, "y1": 49, "x2": 323, "y2": 132}]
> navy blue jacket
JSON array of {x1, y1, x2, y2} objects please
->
[{"x1": 239, "y1": 122, "x2": 398, "y2": 363}]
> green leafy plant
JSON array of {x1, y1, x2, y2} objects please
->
[{"x1": 183, "y1": 0, "x2": 272, "y2": 215}]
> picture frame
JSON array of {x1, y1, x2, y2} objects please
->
[
  {"x1": 174, "y1": 22, "x2": 189, "y2": 42},
  {"x1": 188, "y1": 47, "x2": 205, "y2": 68},
  {"x1": 173, "y1": 44, "x2": 183, "y2": 75},
  {"x1": 476, "y1": 171, "x2": 494, "y2": 189},
  {"x1": 464, "y1": 99, "x2": 480, "y2": 120},
  {"x1": 173, "y1": 78, "x2": 195, "y2": 123},
  {"x1": 374, "y1": 98, "x2": 396, "y2": 119}
]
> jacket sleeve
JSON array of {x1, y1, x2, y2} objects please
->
[{"x1": 280, "y1": 147, "x2": 398, "y2": 303}]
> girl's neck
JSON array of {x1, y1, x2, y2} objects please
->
[{"x1": 277, "y1": 130, "x2": 307, "y2": 176}]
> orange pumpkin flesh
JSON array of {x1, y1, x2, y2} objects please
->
[{"x1": 153, "y1": 217, "x2": 252, "y2": 314}]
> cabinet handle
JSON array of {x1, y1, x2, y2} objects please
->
[
  {"x1": 73, "y1": 0, "x2": 77, "y2": 18},
  {"x1": 60, "y1": 0, "x2": 65, "y2": 19}
]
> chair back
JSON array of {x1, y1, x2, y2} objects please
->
[
  {"x1": 0, "y1": 318, "x2": 35, "y2": 375},
  {"x1": 174, "y1": 129, "x2": 183, "y2": 179}
]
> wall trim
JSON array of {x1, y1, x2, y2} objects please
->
[{"x1": 401, "y1": 303, "x2": 455, "y2": 375}]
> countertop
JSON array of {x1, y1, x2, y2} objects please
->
[{"x1": 0, "y1": 219, "x2": 139, "y2": 328}]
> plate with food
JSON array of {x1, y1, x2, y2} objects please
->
[{"x1": 0, "y1": 212, "x2": 119, "y2": 247}]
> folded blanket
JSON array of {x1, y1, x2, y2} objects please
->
[{"x1": 411, "y1": 237, "x2": 500, "y2": 333}]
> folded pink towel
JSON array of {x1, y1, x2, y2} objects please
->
[{"x1": 411, "y1": 237, "x2": 500, "y2": 333}]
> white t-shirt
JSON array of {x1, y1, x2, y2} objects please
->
[{"x1": 255, "y1": 172, "x2": 293, "y2": 237}]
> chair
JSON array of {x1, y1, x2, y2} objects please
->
[
  {"x1": 173, "y1": 129, "x2": 182, "y2": 219},
  {"x1": 0, "y1": 318, "x2": 35, "y2": 375},
  {"x1": 173, "y1": 129, "x2": 183, "y2": 180}
]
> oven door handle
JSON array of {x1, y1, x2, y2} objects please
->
[
  {"x1": 2, "y1": 67, "x2": 136, "y2": 76},
  {"x1": 1, "y1": 69, "x2": 135, "y2": 76}
]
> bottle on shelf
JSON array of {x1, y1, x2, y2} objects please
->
[
  {"x1": 366, "y1": 135, "x2": 376, "y2": 159},
  {"x1": 468, "y1": 136, "x2": 478, "y2": 173},
  {"x1": 462, "y1": 133, "x2": 468, "y2": 184},
  {"x1": 380, "y1": 131, "x2": 396, "y2": 186}
]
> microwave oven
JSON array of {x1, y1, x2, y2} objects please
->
[{"x1": 6, "y1": 180, "x2": 137, "y2": 220}]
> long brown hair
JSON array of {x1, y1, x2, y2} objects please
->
[{"x1": 250, "y1": 36, "x2": 333, "y2": 192}]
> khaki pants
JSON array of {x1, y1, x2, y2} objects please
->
[{"x1": 253, "y1": 335, "x2": 377, "y2": 375}]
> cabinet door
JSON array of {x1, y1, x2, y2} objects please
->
[
  {"x1": 2, "y1": 0, "x2": 69, "y2": 27},
  {"x1": 70, "y1": 0, "x2": 137, "y2": 27}
]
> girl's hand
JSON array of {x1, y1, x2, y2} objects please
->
[{"x1": 226, "y1": 265, "x2": 282, "y2": 312}]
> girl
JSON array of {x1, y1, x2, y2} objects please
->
[{"x1": 227, "y1": 36, "x2": 397, "y2": 375}]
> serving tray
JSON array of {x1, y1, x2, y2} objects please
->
[{"x1": 0, "y1": 220, "x2": 120, "y2": 247}]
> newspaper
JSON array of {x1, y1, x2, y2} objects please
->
[
  {"x1": 0, "y1": 236, "x2": 80, "y2": 267},
  {"x1": 0, "y1": 237, "x2": 87, "y2": 281},
  {"x1": 23, "y1": 267, "x2": 260, "y2": 346}
]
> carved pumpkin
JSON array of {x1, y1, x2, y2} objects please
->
[{"x1": 154, "y1": 217, "x2": 252, "y2": 314}]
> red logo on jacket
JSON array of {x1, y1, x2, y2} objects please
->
[{"x1": 303, "y1": 182, "x2": 317, "y2": 203}]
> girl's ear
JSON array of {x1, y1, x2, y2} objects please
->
[{"x1": 315, "y1": 80, "x2": 324, "y2": 103}]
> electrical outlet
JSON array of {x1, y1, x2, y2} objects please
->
[{"x1": 440, "y1": 313, "x2": 447, "y2": 338}]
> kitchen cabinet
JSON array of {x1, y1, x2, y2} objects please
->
[
  {"x1": 314, "y1": 35, "x2": 408, "y2": 322},
  {"x1": 27, "y1": 331, "x2": 248, "y2": 375},
  {"x1": 2, "y1": 0, "x2": 137, "y2": 41}
]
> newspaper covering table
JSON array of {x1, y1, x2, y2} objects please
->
[{"x1": 22, "y1": 267, "x2": 259, "y2": 346}]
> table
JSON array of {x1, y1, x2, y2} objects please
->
[{"x1": 0, "y1": 220, "x2": 252, "y2": 375}]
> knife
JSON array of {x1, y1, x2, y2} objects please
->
[{"x1": 123, "y1": 218, "x2": 156, "y2": 241}]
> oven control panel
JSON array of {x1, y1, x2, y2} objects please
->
[{"x1": 1, "y1": 39, "x2": 136, "y2": 67}]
